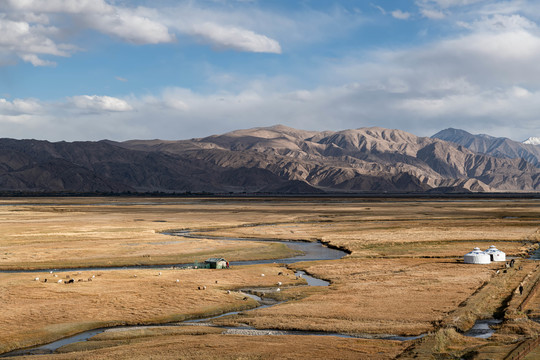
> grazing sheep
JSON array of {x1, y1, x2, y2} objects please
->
[
  {"x1": 226, "y1": 290, "x2": 231, "y2": 294},
  {"x1": 57, "y1": 279, "x2": 63, "y2": 283},
  {"x1": 53, "y1": 274, "x2": 58, "y2": 278},
  {"x1": 277, "y1": 282, "x2": 282, "y2": 286},
  {"x1": 34, "y1": 277, "x2": 39, "y2": 281},
  {"x1": 88, "y1": 278, "x2": 93, "y2": 282},
  {"x1": 203, "y1": 286, "x2": 207, "y2": 290},
  {"x1": 243, "y1": 297, "x2": 248, "y2": 301},
  {"x1": 215, "y1": 280, "x2": 218, "y2": 284},
  {"x1": 49, "y1": 271, "x2": 53, "y2": 274},
  {"x1": 44, "y1": 279, "x2": 47, "y2": 283},
  {"x1": 261, "y1": 274, "x2": 265, "y2": 277},
  {"x1": 276, "y1": 288, "x2": 281, "y2": 292},
  {"x1": 66, "y1": 279, "x2": 74, "y2": 284},
  {"x1": 278, "y1": 272, "x2": 283, "y2": 276},
  {"x1": 158, "y1": 272, "x2": 162, "y2": 276},
  {"x1": 133, "y1": 274, "x2": 137, "y2": 278},
  {"x1": 176, "y1": 279, "x2": 179, "y2": 283},
  {"x1": 78, "y1": 279, "x2": 83, "y2": 282},
  {"x1": 198, "y1": 286, "x2": 201, "y2": 290}
]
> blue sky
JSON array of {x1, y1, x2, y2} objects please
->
[{"x1": 1, "y1": 0, "x2": 540, "y2": 141}]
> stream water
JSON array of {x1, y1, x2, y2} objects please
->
[
  {"x1": 4, "y1": 226, "x2": 500, "y2": 357},
  {"x1": 463, "y1": 319, "x2": 502, "y2": 339},
  {"x1": 1, "y1": 229, "x2": 353, "y2": 357}
]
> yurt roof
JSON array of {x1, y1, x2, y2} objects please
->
[
  {"x1": 466, "y1": 247, "x2": 484, "y2": 255},
  {"x1": 485, "y1": 245, "x2": 504, "y2": 254}
]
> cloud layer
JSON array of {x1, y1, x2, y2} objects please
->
[
  {"x1": 0, "y1": 0, "x2": 282, "y2": 66},
  {"x1": 1, "y1": 1, "x2": 540, "y2": 142}
]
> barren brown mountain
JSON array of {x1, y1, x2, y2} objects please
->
[{"x1": 1, "y1": 125, "x2": 539, "y2": 193}]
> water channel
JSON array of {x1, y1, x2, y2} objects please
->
[
  {"x1": 3, "y1": 227, "x2": 504, "y2": 357},
  {"x1": 2, "y1": 229, "x2": 354, "y2": 357}
]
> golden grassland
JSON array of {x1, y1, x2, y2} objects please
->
[
  {"x1": 0, "y1": 197, "x2": 540, "y2": 359},
  {"x1": 214, "y1": 257, "x2": 501, "y2": 335},
  {"x1": 38, "y1": 332, "x2": 408, "y2": 360},
  {"x1": 398, "y1": 259, "x2": 540, "y2": 359},
  {"x1": 0, "y1": 265, "x2": 305, "y2": 354},
  {"x1": 0, "y1": 200, "x2": 301, "y2": 269}
]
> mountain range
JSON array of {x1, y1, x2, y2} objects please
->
[
  {"x1": 1, "y1": 125, "x2": 539, "y2": 194},
  {"x1": 432, "y1": 128, "x2": 540, "y2": 168}
]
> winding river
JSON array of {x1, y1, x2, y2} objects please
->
[
  {"x1": 4, "y1": 227, "x2": 502, "y2": 357},
  {"x1": 2, "y1": 229, "x2": 356, "y2": 357}
]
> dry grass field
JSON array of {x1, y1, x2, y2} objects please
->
[
  {"x1": 214, "y1": 257, "x2": 502, "y2": 335},
  {"x1": 0, "y1": 265, "x2": 304, "y2": 354},
  {"x1": 38, "y1": 331, "x2": 408, "y2": 360},
  {"x1": 0, "y1": 197, "x2": 539, "y2": 359}
]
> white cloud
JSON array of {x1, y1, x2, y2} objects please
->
[
  {"x1": 363, "y1": 16, "x2": 540, "y2": 89},
  {"x1": 468, "y1": 14, "x2": 538, "y2": 32},
  {"x1": 4, "y1": 0, "x2": 175, "y2": 45},
  {"x1": 20, "y1": 54, "x2": 55, "y2": 66},
  {"x1": 396, "y1": 86, "x2": 540, "y2": 133},
  {"x1": 416, "y1": 0, "x2": 488, "y2": 20},
  {"x1": 4, "y1": 0, "x2": 111, "y2": 14},
  {"x1": 0, "y1": 17, "x2": 74, "y2": 66},
  {"x1": 371, "y1": 4, "x2": 387, "y2": 15},
  {"x1": 69, "y1": 95, "x2": 133, "y2": 112},
  {"x1": 416, "y1": 0, "x2": 487, "y2": 10},
  {"x1": 392, "y1": 10, "x2": 411, "y2": 20},
  {"x1": 1, "y1": 0, "x2": 287, "y2": 63},
  {"x1": 0, "y1": 98, "x2": 42, "y2": 115},
  {"x1": 420, "y1": 8, "x2": 447, "y2": 19},
  {"x1": 82, "y1": 7, "x2": 175, "y2": 45},
  {"x1": 509, "y1": 86, "x2": 531, "y2": 98},
  {"x1": 188, "y1": 22, "x2": 281, "y2": 53},
  {"x1": 0, "y1": 1, "x2": 174, "y2": 66}
]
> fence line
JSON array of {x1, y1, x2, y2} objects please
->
[
  {"x1": 519, "y1": 276, "x2": 540, "y2": 312},
  {"x1": 504, "y1": 336, "x2": 540, "y2": 360}
]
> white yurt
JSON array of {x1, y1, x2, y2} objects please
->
[
  {"x1": 464, "y1": 247, "x2": 491, "y2": 264},
  {"x1": 484, "y1": 245, "x2": 506, "y2": 262}
]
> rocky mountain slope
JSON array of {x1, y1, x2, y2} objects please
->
[
  {"x1": 432, "y1": 128, "x2": 540, "y2": 167},
  {"x1": 1, "y1": 125, "x2": 539, "y2": 194}
]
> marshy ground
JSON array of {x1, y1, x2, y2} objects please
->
[{"x1": 0, "y1": 197, "x2": 539, "y2": 359}]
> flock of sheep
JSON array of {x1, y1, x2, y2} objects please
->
[
  {"x1": 33, "y1": 271, "x2": 96, "y2": 284},
  {"x1": 32, "y1": 270, "x2": 290, "y2": 293}
]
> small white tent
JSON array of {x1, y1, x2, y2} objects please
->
[
  {"x1": 464, "y1": 247, "x2": 491, "y2": 264},
  {"x1": 484, "y1": 245, "x2": 506, "y2": 262}
]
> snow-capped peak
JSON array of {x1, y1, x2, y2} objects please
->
[{"x1": 523, "y1": 137, "x2": 540, "y2": 145}]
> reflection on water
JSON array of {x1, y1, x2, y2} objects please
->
[{"x1": 464, "y1": 319, "x2": 501, "y2": 339}]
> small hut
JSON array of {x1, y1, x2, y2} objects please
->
[
  {"x1": 464, "y1": 247, "x2": 491, "y2": 264},
  {"x1": 205, "y1": 258, "x2": 228, "y2": 269},
  {"x1": 484, "y1": 245, "x2": 506, "y2": 262}
]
